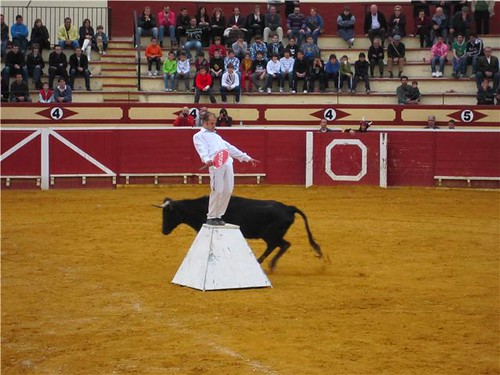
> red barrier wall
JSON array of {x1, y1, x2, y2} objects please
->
[
  {"x1": 2, "y1": 128, "x2": 499, "y2": 189},
  {"x1": 108, "y1": 1, "x2": 500, "y2": 39}
]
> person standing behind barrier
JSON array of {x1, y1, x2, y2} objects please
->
[
  {"x1": 216, "y1": 108, "x2": 233, "y2": 127},
  {"x1": 471, "y1": 0, "x2": 495, "y2": 35},
  {"x1": 193, "y1": 111, "x2": 257, "y2": 225},
  {"x1": 173, "y1": 106, "x2": 195, "y2": 126},
  {"x1": 318, "y1": 118, "x2": 332, "y2": 133},
  {"x1": 136, "y1": 6, "x2": 158, "y2": 48}
]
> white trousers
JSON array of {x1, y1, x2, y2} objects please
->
[
  {"x1": 207, "y1": 161, "x2": 234, "y2": 219},
  {"x1": 82, "y1": 39, "x2": 92, "y2": 60}
]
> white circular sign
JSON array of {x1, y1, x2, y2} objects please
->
[
  {"x1": 189, "y1": 107, "x2": 200, "y2": 121},
  {"x1": 50, "y1": 107, "x2": 64, "y2": 121},
  {"x1": 460, "y1": 110, "x2": 474, "y2": 123},
  {"x1": 323, "y1": 108, "x2": 337, "y2": 121}
]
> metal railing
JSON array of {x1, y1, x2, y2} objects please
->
[{"x1": 1, "y1": 6, "x2": 109, "y2": 46}]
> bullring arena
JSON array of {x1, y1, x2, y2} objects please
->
[{"x1": 1, "y1": 1, "x2": 500, "y2": 374}]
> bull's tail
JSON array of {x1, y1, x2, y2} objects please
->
[{"x1": 293, "y1": 207, "x2": 323, "y2": 259}]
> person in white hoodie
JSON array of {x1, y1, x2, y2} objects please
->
[
  {"x1": 220, "y1": 63, "x2": 241, "y2": 103},
  {"x1": 265, "y1": 53, "x2": 281, "y2": 93},
  {"x1": 279, "y1": 49, "x2": 295, "y2": 92}
]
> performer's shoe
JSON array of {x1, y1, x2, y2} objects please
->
[
  {"x1": 215, "y1": 218, "x2": 226, "y2": 225},
  {"x1": 206, "y1": 218, "x2": 225, "y2": 226}
]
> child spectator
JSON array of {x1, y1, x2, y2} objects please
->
[
  {"x1": 309, "y1": 56, "x2": 325, "y2": 93},
  {"x1": 412, "y1": 9, "x2": 432, "y2": 48},
  {"x1": 452, "y1": 34, "x2": 467, "y2": 78},
  {"x1": 410, "y1": 80, "x2": 422, "y2": 103},
  {"x1": 224, "y1": 49, "x2": 240, "y2": 72},
  {"x1": 352, "y1": 52, "x2": 371, "y2": 94},
  {"x1": 250, "y1": 35, "x2": 268, "y2": 60},
  {"x1": 30, "y1": 19, "x2": 50, "y2": 51},
  {"x1": 251, "y1": 51, "x2": 267, "y2": 92},
  {"x1": 292, "y1": 50, "x2": 309, "y2": 93},
  {"x1": 387, "y1": 34, "x2": 406, "y2": 78},
  {"x1": 208, "y1": 36, "x2": 227, "y2": 58},
  {"x1": 163, "y1": 51, "x2": 177, "y2": 91},
  {"x1": 194, "y1": 66, "x2": 216, "y2": 103},
  {"x1": 300, "y1": 35, "x2": 320, "y2": 63},
  {"x1": 79, "y1": 18, "x2": 95, "y2": 61},
  {"x1": 337, "y1": 6, "x2": 355, "y2": 48},
  {"x1": 220, "y1": 63, "x2": 241, "y2": 103},
  {"x1": 94, "y1": 25, "x2": 108, "y2": 55},
  {"x1": 69, "y1": 47, "x2": 91, "y2": 91},
  {"x1": 38, "y1": 82, "x2": 54, "y2": 103},
  {"x1": 145, "y1": 37, "x2": 162, "y2": 76},
  {"x1": 430, "y1": 36, "x2": 449, "y2": 77},
  {"x1": 240, "y1": 52, "x2": 253, "y2": 92},
  {"x1": 267, "y1": 33, "x2": 284, "y2": 60},
  {"x1": 368, "y1": 37, "x2": 385, "y2": 78},
  {"x1": 9, "y1": 73, "x2": 31, "y2": 102},
  {"x1": 54, "y1": 77, "x2": 72, "y2": 102},
  {"x1": 192, "y1": 51, "x2": 210, "y2": 90},
  {"x1": 284, "y1": 36, "x2": 298, "y2": 58},
  {"x1": 325, "y1": 54, "x2": 340, "y2": 92},
  {"x1": 216, "y1": 108, "x2": 233, "y2": 127},
  {"x1": 279, "y1": 49, "x2": 294, "y2": 92},
  {"x1": 209, "y1": 49, "x2": 224, "y2": 86},
  {"x1": 265, "y1": 54, "x2": 281, "y2": 93},
  {"x1": 339, "y1": 54, "x2": 353, "y2": 92},
  {"x1": 175, "y1": 51, "x2": 191, "y2": 91},
  {"x1": 27, "y1": 44, "x2": 44, "y2": 89},
  {"x1": 58, "y1": 17, "x2": 79, "y2": 50}
]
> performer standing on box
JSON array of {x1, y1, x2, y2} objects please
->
[{"x1": 193, "y1": 111, "x2": 258, "y2": 226}]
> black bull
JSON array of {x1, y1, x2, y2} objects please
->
[{"x1": 156, "y1": 196, "x2": 323, "y2": 270}]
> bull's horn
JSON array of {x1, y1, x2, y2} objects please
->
[{"x1": 152, "y1": 200, "x2": 171, "y2": 209}]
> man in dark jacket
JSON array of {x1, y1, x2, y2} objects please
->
[
  {"x1": 9, "y1": 73, "x2": 31, "y2": 102},
  {"x1": 476, "y1": 46, "x2": 499, "y2": 91},
  {"x1": 449, "y1": 6, "x2": 472, "y2": 42},
  {"x1": 69, "y1": 47, "x2": 91, "y2": 91},
  {"x1": 3, "y1": 44, "x2": 28, "y2": 82},
  {"x1": 364, "y1": 4, "x2": 387, "y2": 46},
  {"x1": 1, "y1": 14, "x2": 9, "y2": 59},
  {"x1": 27, "y1": 43, "x2": 45, "y2": 89},
  {"x1": 48, "y1": 45, "x2": 69, "y2": 87},
  {"x1": 352, "y1": 52, "x2": 371, "y2": 94},
  {"x1": 136, "y1": 6, "x2": 158, "y2": 47},
  {"x1": 292, "y1": 50, "x2": 309, "y2": 93}
]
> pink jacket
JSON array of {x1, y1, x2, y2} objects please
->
[
  {"x1": 157, "y1": 10, "x2": 176, "y2": 27},
  {"x1": 431, "y1": 42, "x2": 449, "y2": 57}
]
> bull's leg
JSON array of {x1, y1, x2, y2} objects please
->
[
  {"x1": 269, "y1": 240, "x2": 291, "y2": 271},
  {"x1": 257, "y1": 243, "x2": 277, "y2": 264}
]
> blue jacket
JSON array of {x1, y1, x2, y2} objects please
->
[
  {"x1": 54, "y1": 85, "x2": 72, "y2": 102},
  {"x1": 11, "y1": 23, "x2": 28, "y2": 39}
]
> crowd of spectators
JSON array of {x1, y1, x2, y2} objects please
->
[{"x1": 1, "y1": 13, "x2": 108, "y2": 102}]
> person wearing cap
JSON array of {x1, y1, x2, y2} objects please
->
[
  {"x1": 352, "y1": 52, "x2": 371, "y2": 94},
  {"x1": 387, "y1": 34, "x2": 406, "y2": 78},
  {"x1": 449, "y1": 6, "x2": 472, "y2": 42},
  {"x1": 344, "y1": 119, "x2": 372, "y2": 134}
]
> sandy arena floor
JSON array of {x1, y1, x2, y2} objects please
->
[{"x1": 1, "y1": 185, "x2": 499, "y2": 374}]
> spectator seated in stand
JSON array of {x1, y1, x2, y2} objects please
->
[
  {"x1": 209, "y1": 49, "x2": 224, "y2": 87},
  {"x1": 368, "y1": 37, "x2": 384, "y2": 78},
  {"x1": 79, "y1": 18, "x2": 95, "y2": 61},
  {"x1": 216, "y1": 108, "x2": 233, "y2": 127},
  {"x1": 305, "y1": 7, "x2": 324, "y2": 46},
  {"x1": 308, "y1": 56, "x2": 326, "y2": 93},
  {"x1": 194, "y1": 66, "x2": 216, "y2": 104},
  {"x1": 476, "y1": 46, "x2": 499, "y2": 91},
  {"x1": 209, "y1": 7, "x2": 226, "y2": 45},
  {"x1": 337, "y1": 6, "x2": 355, "y2": 48},
  {"x1": 325, "y1": 53, "x2": 339, "y2": 92},
  {"x1": 279, "y1": 49, "x2": 294, "y2": 92},
  {"x1": 69, "y1": 47, "x2": 91, "y2": 91},
  {"x1": 251, "y1": 51, "x2": 267, "y2": 92},
  {"x1": 466, "y1": 33, "x2": 483, "y2": 78},
  {"x1": 364, "y1": 4, "x2": 387, "y2": 46},
  {"x1": 449, "y1": 6, "x2": 472, "y2": 42},
  {"x1": 250, "y1": 34, "x2": 268, "y2": 60},
  {"x1": 452, "y1": 34, "x2": 467, "y2": 78},
  {"x1": 264, "y1": 5, "x2": 283, "y2": 43},
  {"x1": 58, "y1": 17, "x2": 79, "y2": 50},
  {"x1": 387, "y1": 5, "x2": 407, "y2": 43},
  {"x1": 30, "y1": 19, "x2": 51, "y2": 51},
  {"x1": 158, "y1": 5, "x2": 177, "y2": 48},
  {"x1": 11, "y1": 15, "x2": 29, "y2": 53},
  {"x1": 9, "y1": 73, "x2": 31, "y2": 102},
  {"x1": 232, "y1": 34, "x2": 248, "y2": 61},
  {"x1": 472, "y1": 0, "x2": 495, "y2": 35},
  {"x1": 196, "y1": 6, "x2": 211, "y2": 48},
  {"x1": 48, "y1": 45, "x2": 69, "y2": 88},
  {"x1": 220, "y1": 63, "x2": 241, "y2": 103},
  {"x1": 265, "y1": 54, "x2": 281, "y2": 93},
  {"x1": 94, "y1": 25, "x2": 108, "y2": 55},
  {"x1": 430, "y1": 36, "x2": 449, "y2": 77},
  {"x1": 286, "y1": 6, "x2": 306, "y2": 47},
  {"x1": 339, "y1": 54, "x2": 353, "y2": 92},
  {"x1": 175, "y1": 51, "x2": 190, "y2": 92},
  {"x1": 136, "y1": 6, "x2": 158, "y2": 48},
  {"x1": 240, "y1": 52, "x2": 253, "y2": 92},
  {"x1": 145, "y1": 37, "x2": 162, "y2": 76},
  {"x1": 284, "y1": 36, "x2": 298, "y2": 58},
  {"x1": 27, "y1": 43, "x2": 44, "y2": 89},
  {"x1": 352, "y1": 52, "x2": 371, "y2": 94},
  {"x1": 300, "y1": 35, "x2": 320, "y2": 64},
  {"x1": 267, "y1": 33, "x2": 284, "y2": 60},
  {"x1": 2, "y1": 44, "x2": 28, "y2": 83},
  {"x1": 431, "y1": 7, "x2": 448, "y2": 44},
  {"x1": 162, "y1": 50, "x2": 177, "y2": 92},
  {"x1": 173, "y1": 106, "x2": 195, "y2": 126},
  {"x1": 292, "y1": 50, "x2": 309, "y2": 93},
  {"x1": 245, "y1": 5, "x2": 265, "y2": 44},
  {"x1": 387, "y1": 34, "x2": 406, "y2": 78},
  {"x1": 193, "y1": 51, "x2": 210, "y2": 90},
  {"x1": 1, "y1": 14, "x2": 9, "y2": 60},
  {"x1": 397, "y1": 75, "x2": 421, "y2": 104},
  {"x1": 411, "y1": 80, "x2": 422, "y2": 103},
  {"x1": 39, "y1": 82, "x2": 54, "y2": 103},
  {"x1": 54, "y1": 77, "x2": 72, "y2": 102},
  {"x1": 184, "y1": 17, "x2": 203, "y2": 60},
  {"x1": 209, "y1": 36, "x2": 227, "y2": 58},
  {"x1": 224, "y1": 7, "x2": 247, "y2": 47},
  {"x1": 411, "y1": 9, "x2": 432, "y2": 48}
]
